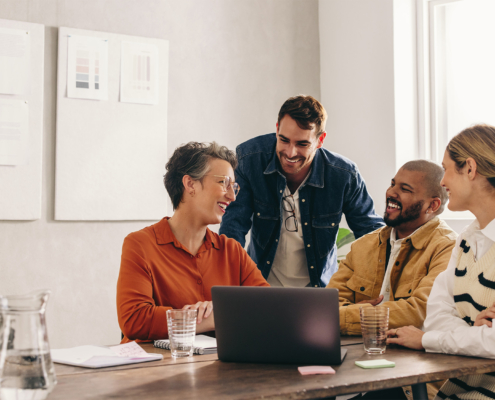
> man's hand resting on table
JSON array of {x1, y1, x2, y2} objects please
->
[
  {"x1": 182, "y1": 301, "x2": 215, "y2": 333},
  {"x1": 357, "y1": 295, "x2": 384, "y2": 306}
]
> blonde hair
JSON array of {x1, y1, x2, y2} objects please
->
[{"x1": 447, "y1": 124, "x2": 495, "y2": 189}]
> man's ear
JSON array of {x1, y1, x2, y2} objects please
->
[
  {"x1": 465, "y1": 157, "x2": 478, "y2": 180},
  {"x1": 317, "y1": 132, "x2": 327, "y2": 148},
  {"x1": 429, "y1": 197, "x2": 442, "y2": 214}
]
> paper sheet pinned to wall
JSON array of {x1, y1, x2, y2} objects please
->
[
  {"x1": 0, "y1": 99, "x2": 29, "y2": 166},
  {"x1": 67, "y1": 35, "x2": 108, "y2": 101},
  {"x1": 0, "y1": 27, "x2": 31, "y2": 95},
  {"x1": 120, "y1": 41, "x2": 159, "y2": 105}
]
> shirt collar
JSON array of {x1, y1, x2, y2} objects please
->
[
  {"x1": 468, "y1": 218, "x2": 495, "y2": 242},
  {"x1": 263, "y1": 146, "x2": 324, "y2": 188},
  {"x1": 379, "y1": 217, "x2": 440, "y2": 249},
  {"x1": 154, "y1": 217, "x2": 220, "y2": 250}
]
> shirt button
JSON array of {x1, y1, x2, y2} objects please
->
[
  {"x1": 331, "y1": 223, "x2": 335, "y2": 226},
  {"x1": 314, "y1": 285, "x2": 318, "y2": 287},
  {"x1": 379, "y1": 259, "x2": 382, "y2": 262},
  {"x1": 280, "y1": 190, "x2": 283, "y2": 193},
  {"x1": 302, "y1": 199, "x2": 305, "y2": 202},
  {"x1": 307, "y1": 244, "x2": 310, "y2": 248},
  {"x1": 197, "y1": 279, "x2": 202, "y2": 285},
  {"x1": 386, "y1": 288, "x2": 390, "y2": 292},
  {"x1": 267, "y1": 261, "x2": 270, "y2": 264},
  {"x1": 257, "y1": 213, "x2": 260, "y2": 216},
  {"x1": 304, "y1": 222, "x2": 307, "y2": 226},
  {"x1": 310, "y1": 266, "x2": 314, "y2": 269},
  {"x1": 360, "y1": 286, "x2": 365, "y2": 291},
  {"x1": 276, "y1": 239, "x2": 278, "y2": 242},
  {"x1": 395, "y1": 261, "x2": 400, "y2": 266}
]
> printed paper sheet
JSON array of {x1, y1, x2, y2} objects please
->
[
  {"x1": 0, "y1": 27, "x2": 30, "y2": 95},
  {"x1": 0, "y1": 99, "x2": 29, "y2": 165},
  {"x1": 67, "y1": 35, "x2": 108, "y2": 101},
  {"x1": 120, "y1": 41, "x2": 159, "y2": 105}
]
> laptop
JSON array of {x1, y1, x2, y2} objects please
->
[{"x1": 211, "y1": 286, "x2": 347, "y2": 365}]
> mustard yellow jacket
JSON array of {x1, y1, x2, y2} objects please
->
[{"x1": 328, "y1": 217, "x2": 457, "y2": 335}]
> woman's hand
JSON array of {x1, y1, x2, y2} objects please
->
[
  {"x1": 386, "y1": 325, "x2": 425, "y2": 350},
  {"x1": 182, "y1": 301, "x2": 213, "y2": 324},
  {"x1": 474, "y1": 303, "x2": 495, "y2": 327}
]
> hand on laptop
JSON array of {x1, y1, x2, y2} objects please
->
[
  {"x1": 182, "y1": 301, "x2": 215, "y2": 332},
  {"x1": 356, "y1": 294, "x2": 384, "y2": 306}
]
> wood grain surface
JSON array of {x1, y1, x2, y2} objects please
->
[{"x1": 49, "y1": 343, "x2": 495, "y2": 400}]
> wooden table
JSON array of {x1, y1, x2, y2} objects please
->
[{"x1": 50, "y1": 337, "x2": 495, "y2": 400}]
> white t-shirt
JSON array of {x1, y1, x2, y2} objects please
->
[{"x1": 267, "y1": 184, "x2": 310, "y2": 288}]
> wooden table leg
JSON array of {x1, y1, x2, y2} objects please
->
[{"x1": 411, "y1": 383, "x2": 428, "y2": 400}]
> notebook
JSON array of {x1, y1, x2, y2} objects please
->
[
  {"x1": 212, "y1": 286, "x2": 346, "y2": 365},
  {"x1": 51, "y1": 342, "x2": 163, "y2": 368},
  {"x1": 154, "y1": 334, "x2": 217, "y2": 355}
]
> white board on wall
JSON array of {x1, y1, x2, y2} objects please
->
[
  {"x1": 55, "y1": 27, "x2": 169, "y2": 221},
  {"x1": 0, "y1": 19, "x2": 44, "y2": 220}
]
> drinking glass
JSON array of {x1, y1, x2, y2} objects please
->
[
  {"x1": 359, "y1": 306, "x2": 389, "y2": 354},
  {"x1": 166, "y1": 310, "x2": 197, "y2": 358}
]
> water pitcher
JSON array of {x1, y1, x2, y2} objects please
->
[{"x1": 0, "y1": 290, "x2": 57, "y2": 400}]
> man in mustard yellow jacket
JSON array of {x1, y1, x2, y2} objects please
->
[{"x1": 328, "y1": 160, "x2": 457, "y2": 336}]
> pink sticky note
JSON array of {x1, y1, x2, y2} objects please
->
[{"x1": 298, "y1": 366, "x2": 336, "y2": 375}]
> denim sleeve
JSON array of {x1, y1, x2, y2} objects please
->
[
  {"x1": 218, "y1": 155, "x2": 254, "y2": 247},
  {"x1": 343, "y1": 169, "x2": 384, "y2": 239}
]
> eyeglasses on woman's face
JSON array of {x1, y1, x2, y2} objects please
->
[{"x1": 207, "y1": 175, "x2": 240, "y2": 196}]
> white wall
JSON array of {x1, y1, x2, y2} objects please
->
[
  {"x1": 319, "y1": 0, "x2": 396, "y2": 217},
  {"x1": 0, "y1": 0, "x2": 320, "y2": 348}
]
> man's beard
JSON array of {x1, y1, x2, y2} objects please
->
[{"x1": 383, "y1": 199, "x2": 425, "y2": 227}]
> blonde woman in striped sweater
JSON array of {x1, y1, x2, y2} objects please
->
[{"x1": 387, "y1": 124, "x2": 495, "y2": 400}]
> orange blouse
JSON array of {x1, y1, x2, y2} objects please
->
[{"x1": 117, "y1": 217, "x2": 269, "y2": 342}]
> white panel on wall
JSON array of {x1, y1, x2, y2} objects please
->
[
  {"x1": 55, "y1": 27, "x2": 169, "y2": 221},
  {"x1": 0, "y1": 19, "x2": 44, "y2": 220}
]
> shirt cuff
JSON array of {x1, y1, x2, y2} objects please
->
[{"x1": 422, "y1": 330, "x2": 443, "y2": 353}]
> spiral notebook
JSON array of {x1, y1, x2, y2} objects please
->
[{"x1": 154, "y1": 334, "x2": 217, "y2": 355}]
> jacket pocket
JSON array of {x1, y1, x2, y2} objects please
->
[
  {"x1": 252, "y1": 200, "x2": 279, "y2": 250},
  {"x1": 312, "y1": 214, "x2": 341, "y2": 258},
  {"x1": 394, "y1": 281, "x2": 413, "y2": 300},
  {"x1": 347, "y1": 274, "x2": 374, "y2": 299}
]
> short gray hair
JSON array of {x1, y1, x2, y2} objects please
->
[
  {"x1": 164, "y1": 142, "x2": 238, "y2": 210},
  {"x1": 401, "y1": 159, "x2": 448, "y2": 215}
]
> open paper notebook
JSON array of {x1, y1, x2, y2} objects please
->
[
  {"x1": 51, "y1": 342, "x2": 163, "y2": 368},
  {"x1": 154, "y1": 334, "x2": 217, "y2": 355}
]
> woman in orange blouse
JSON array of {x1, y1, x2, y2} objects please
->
[{"x1": 117, "y1": 142, "x2": 269, "y2": 343}]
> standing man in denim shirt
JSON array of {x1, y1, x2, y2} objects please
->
[{"x1": 219, "y1": 95, "x2": 384, "y2": 287}]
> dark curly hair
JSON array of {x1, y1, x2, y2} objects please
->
[
  {"x1": 277, "y1": 95, "x2": 327, "y2": 137},
  {"x1": 164, "y1": 142, "x2": 238, "y2": 210}
]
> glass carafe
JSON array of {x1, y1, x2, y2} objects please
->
[{"x1": 0, "y1": 290, "x2": 57, "y2": 400}]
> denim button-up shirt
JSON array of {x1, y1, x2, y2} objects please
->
[{"x1": 219, "y1": 133, "x2": 384, "y2": 287}]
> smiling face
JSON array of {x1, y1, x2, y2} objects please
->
[
  {"x1": 193, "y1": 158, "x2": 236, "y2": 225},
  {"x1": 275, "y1": 115, "x2": 325, "y2": 182},
  {"x1": 440, "y1": 149, "x2": 471, "y2": 211},
  {"x1": 384, "y1": 168, "x2": 430, "y2": 228}
]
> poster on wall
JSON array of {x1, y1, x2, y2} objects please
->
[
  {"x1": 120, "y1": 41, "x2": 159, "y2": 105},
  {"x1": 67, "y1": 35, "x2": 108, "y2": 101},
  {"x1": 0, "y1": 27, "x2": 31, "y2": 95},
  {"x1": 0, "y1": 99, "x2": 29, "y2": 166}
]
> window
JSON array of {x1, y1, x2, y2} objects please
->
[{"x1": 418, "y1": 0, "x2": 494, "y2": 218}]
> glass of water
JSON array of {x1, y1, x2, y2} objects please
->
[
  {"x1": 360, "y1": 306, "x2": 389, "y2": 354},
  {"x1": 166, "y1": 309, "x2": 197, "y2": 358}
]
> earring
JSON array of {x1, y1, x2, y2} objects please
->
[{"x1": 425, "y1": 209, "x2": 429, "y2": 214}]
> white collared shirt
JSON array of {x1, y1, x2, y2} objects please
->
[{"x1": 422, "y1": 218, "x2": 495, "y2": 358}]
